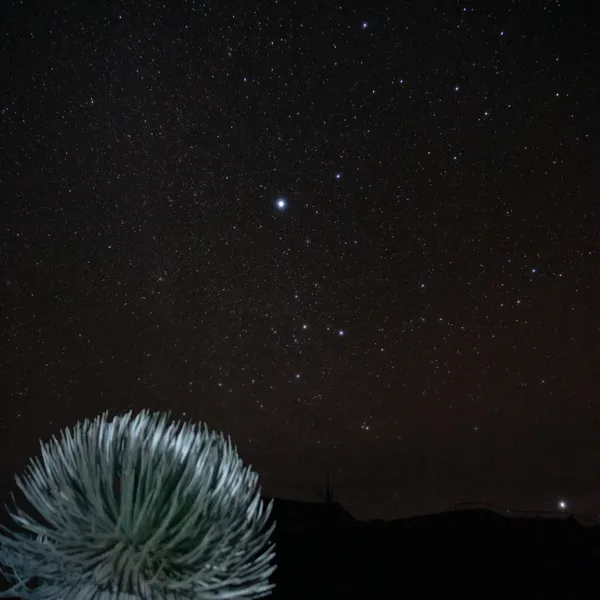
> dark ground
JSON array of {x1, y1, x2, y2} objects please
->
[
  {"x1": 1, "y1": 480, "x2": 599, "y2": 599},
  {"x1": 267, "y1": 498, "x2": 600, "y2": 599}
]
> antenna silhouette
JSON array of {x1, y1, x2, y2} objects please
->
[{"x1": 315, "y1": 470, "x2": 334, "y2": 503}]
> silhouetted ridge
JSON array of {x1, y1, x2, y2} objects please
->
[
  {"x1": 2, "y1": 486, "x2": 600, "y2": 598},
  {"x1": 261, "y1": 496, "x2": 600, "y2": 598}
]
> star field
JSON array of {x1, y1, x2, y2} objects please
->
[{"x1": 1, "y1": 1, "x2": 599, "y2": 520}]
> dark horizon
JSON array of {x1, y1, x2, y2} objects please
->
[{"x1": 1, "y1": 2, "x2": 599, "y2": 523}]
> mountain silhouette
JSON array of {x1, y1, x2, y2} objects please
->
[
  {"x1": 264, "y1": 497, "x2": 600, "y2": 598},
  {"x1": 1, "y1": 482, "x2": 599, "y2": 598}
]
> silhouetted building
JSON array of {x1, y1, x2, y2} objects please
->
[{"x1": 264, "y1": 496, "x2": 355, "y2": 534}]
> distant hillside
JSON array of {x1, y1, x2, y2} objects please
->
[
  {"x1": 264, "y1": 496, "x2": 600, "y2": 598},
  {"x1": 1, "y1": 486, "x2": 600, "y2": 598}
]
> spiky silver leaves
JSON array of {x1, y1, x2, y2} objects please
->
[{"x1": 0, "y1": 410, "x2": 276, "y2": 599}]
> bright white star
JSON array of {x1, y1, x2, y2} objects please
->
[{"x1": 276, "y1": 198, "x2": 287, "y2": 210}]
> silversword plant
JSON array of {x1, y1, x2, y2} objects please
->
[{"x1": 0, "y1": 410, "x2": 276, "y2": 599}]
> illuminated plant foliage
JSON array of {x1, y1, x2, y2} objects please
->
[{"x1": 0, "y1": 410, "x2": 276, "y2": 599}]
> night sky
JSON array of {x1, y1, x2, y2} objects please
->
[{"x1": 1, "y1": 1, "x2": 599, "y2": 522}]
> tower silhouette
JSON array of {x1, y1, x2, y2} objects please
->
[{"x1": 315, "y1": 471, "x2": 334, "y2": 503}]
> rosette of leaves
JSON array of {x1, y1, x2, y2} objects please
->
[{"x1": 0, "y1": 410, "x2": 276, "y2": 599}]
